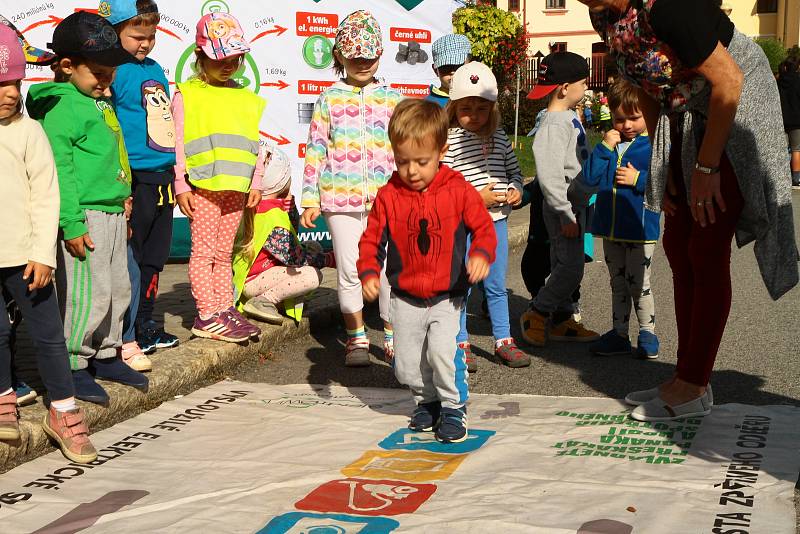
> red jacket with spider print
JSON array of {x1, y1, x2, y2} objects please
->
[{"x1": 357, "y1": 164, "x2": 496, "y2": 301}]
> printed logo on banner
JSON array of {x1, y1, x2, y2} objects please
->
[
  {"x1": 258, "y1": 512, "x2": 399, "y2": 534},
  {"x1": 341, "y1": 450, "x2": 467, "y2": 482},
  {"x1": 295, "y1": 478, "x2": 436, "y2": 516},
  {"x1": 394, "y1": 0, "x2": 426, "y2": 10},
  {"x1": 378, "y1": 428, "x2": 495, "y2": 454},
  {"x1": 302, "y1": 35, "x2": 333, "y2": 69},
  {"x1": 201, "y1": 0, "x2": 230, "y2": 15}
]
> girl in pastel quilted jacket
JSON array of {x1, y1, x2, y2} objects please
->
[{"x1": 299, "y1": 10, "x2": 403, "y2": 368}]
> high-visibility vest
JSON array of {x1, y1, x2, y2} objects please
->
[{"x1": 178, "y1": 78, "x2": 266, "y2": 193}]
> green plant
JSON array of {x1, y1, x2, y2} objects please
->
[
  {"x1": 755, "y1": 37, "x2": 787, "y2": 74},
  {"x1": 497, "y1": 90, "x2": 545, "y2": 136}
]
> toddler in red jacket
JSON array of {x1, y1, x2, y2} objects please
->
[{"x1": 357, "y1": 99, "x2": 496, "y2": 443}]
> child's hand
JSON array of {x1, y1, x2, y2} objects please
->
[
  {"x1": 506, "y1": 187, "x2": 522, "y2": 206},
  {"x1": 246, "y1": 188, "x2": 261, "y2": 209},
  {"x1": 561, "y1": 222, "x2": 579, "y2": 238},
  {"x1": 22, "y1": 261, "x2": 53, "y2": 291},
  {"x1": 123, "y1": 197, "x2": 133, "y2": 220},
  {"x1": 479, "y1": 181, "x2": 503, "y2": 208},
  {"x1": 362, "y1": 277, "x2": 380, "y2": 302},
  {"x1": 603, "y1": 129, "x2": 621, "y2": 149},
  {"x1": 64, "y1": 233, "x2": 95, "y2": 259},
  {"x1": 467, "y1": 255, "x2": 490, "y2": 284},
  {"x1": 615, "y1": 162, "x2": 638, "y2": 186},
  {"x1": 176, "y1": 191, "x2": 195, "y2": 220},
  {"x1": 300, "y1": 207, "x2": 321, "y2": 228}
]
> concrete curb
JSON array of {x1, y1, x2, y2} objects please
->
[{"x1": 1, "y1": 214, "x2": 530, "y2": 472}]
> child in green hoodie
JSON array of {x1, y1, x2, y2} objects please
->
[{"x1": 26, "y1": 11, "x2": 148, "y2": 404}]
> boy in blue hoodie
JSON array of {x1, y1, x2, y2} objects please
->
[
  {"x1": 583, "y1": 81, "x2": 660, "y2": 359},
  {"x1": 103, "y1": 0, "x2": 178, "y2": 362}
]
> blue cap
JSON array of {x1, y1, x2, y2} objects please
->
[
  {"x1": 98, "y1": 0, "x2": 159, "y2": 26},
  {"x1": 431, "y1": 34, "x2": 471, "y2": 69}
]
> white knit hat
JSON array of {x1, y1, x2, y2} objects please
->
[{"x1": 448, "y1": 61, "x2": 497, "y2": 102}]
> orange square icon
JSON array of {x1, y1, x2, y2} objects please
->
[{"x1": 341, "y1": 450, "x2": 467, "y2": 482}]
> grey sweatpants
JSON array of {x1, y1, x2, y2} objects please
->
[
  {"x1": 56, "y1": 210, "x2": 130, "y2": 371},
  {"x1": 390, "y1": 293, "x2": 468, "y2": 410},
  {"x1": 532, "y1": 206, "x2": 586, "y2": 314},
  {"x1": 603, "y1": 240, "x2": 656, "y2": 335}
]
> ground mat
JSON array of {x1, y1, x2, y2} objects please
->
[{"x1": 1, "y1": 381, "x2": 798, "y2": 533}]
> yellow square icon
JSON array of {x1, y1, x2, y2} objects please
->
[{"x1": 341, "y1": 450, "x2": 468, "y2": 482}]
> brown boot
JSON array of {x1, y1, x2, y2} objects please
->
[
  {"x1": 42, "y1": 406, "x2": 97, "y2": 463},
  {"x1": 0, "y1": 391, "x2": 20, "y2": 440}
]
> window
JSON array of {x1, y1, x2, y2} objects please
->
[
  {"x1": 508, "y1": 0, "x2": 520, "y2": 11},
  {"x1": 756, "y1": 0, "x2": 777, "y2": 13},
  {"x1": 550, "y1": 42, "x2": 567, "y2": 52},
  {"x1": 546, "y1": 0, "x2": 566, "y2": 9}
]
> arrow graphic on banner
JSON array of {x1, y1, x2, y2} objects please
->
[
  {"x1": 260, "y1": 131, "x2": 291, "y2": 146},
  {"x1": 260, "y1": 80, "x2": 290, "y2": 90},
  {"x1": 156, "y1": 26, "x2": 182, "y2": 40},
  {"x1": 251, "y1": 25, "x2": 288, "y2": 42},
  {"x1": 21, "y1": 15, "x2": 63, "y2": 34}
]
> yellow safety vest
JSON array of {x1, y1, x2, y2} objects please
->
[{"x1": 178, "y1": 78, "x2": 266, "y2": 193}]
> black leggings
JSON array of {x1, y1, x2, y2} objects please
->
[{"x1": 0, "y1": 266, "x2": 74, "y2": 400}]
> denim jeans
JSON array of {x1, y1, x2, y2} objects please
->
[{"x1": 457, "y1": 218, "x2": 510, "y2": 343}]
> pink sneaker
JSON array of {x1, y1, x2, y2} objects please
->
[
  {"x1": 42, "y1": 405, "x2": 97, "y2": 463},
  {"x1": 0, "y1": 391, "x2": 19, "y2": 441},
  {"x1": 223, "y1": 307, "x2": 261, "y2": 338},
  {"x1": 120, "y1": 341, "x2": 152, "y2": 372},
  {"x1": 191, "y1": 313, "x2": 250, "y2": 343}
]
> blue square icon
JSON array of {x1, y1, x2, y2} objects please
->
[
  {"x1": 378, "y1": 428, "x2": 495, "y2": 454},
  {"x1": 258, "y1": 512, "x2": 400, "y2": 533}
]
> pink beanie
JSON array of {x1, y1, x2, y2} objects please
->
[{"x1": 0, "y1": 24, "x2": 25, "y2": 82}]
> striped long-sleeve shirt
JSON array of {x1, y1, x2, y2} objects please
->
[{"x1": 442, "y1": 127, "x2": 523, "y2": 221}]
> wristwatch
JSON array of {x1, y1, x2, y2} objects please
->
[{"x1": 695, "y1": 162, "x2": 720, "y2": 175}]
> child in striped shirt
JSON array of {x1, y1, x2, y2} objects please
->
[{"x1": 443, "y1": 62, "x2": 530, "y2": 371}]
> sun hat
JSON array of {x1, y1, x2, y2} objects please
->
[
  {"x1": 0, "y1": 24, "x2": 25, "y2": 82},
  {"x1": 261, "y1": 147, "x2": 292, "y2": 196},
  {"x1": 98, "y1": 0, "x2": 158, "y2": 26},
  {"x1": 431, "y1": 34, "x2": 471, "y2": 69},
  {"x1": 196, "y1": 12, "x2": 250, "y2": 60},
  {"x1": 448, "y1": 61, "x2": 498, "y2": 102},
  {"x1": 335, "y1": 10, "x2": 383, "y2": 60},
  {"x1": 48, "y1": 11, "x2": 134, "y2": 67},
  {"x1": 0, "y1": 13, "x2": 55, "y2": 65},
  {"x1": 527, "y1": 51, "x2": 589, "y2": 100}
]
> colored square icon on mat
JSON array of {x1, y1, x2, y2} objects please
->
[
  {"x1": 257, "y1": 512, "x2": 399, "y2": 533},
  {"x1": 378, "y1": 428, "x2": 495, "y2": 454},
  {"x1": 296, "y1": 478, "x2": 436, "y2": 516},
  {"x1": 341, "y1": 450, "x2": 467, "y2": 482}
]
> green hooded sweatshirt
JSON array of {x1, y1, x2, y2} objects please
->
[{"x1": 27, "y1": 82, "x2": 131, "y2": 240}]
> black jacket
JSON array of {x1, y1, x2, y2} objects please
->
[{"x1": 778, "y1": 70, "x2": 800, "y2": 131}]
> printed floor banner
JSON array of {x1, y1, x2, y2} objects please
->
[
  {"x1": 0, "y1": 0, "x2": 459, "y2": 257},
  {"x1": 0, "y1": 381, "x2": 798, "y2": 533}
]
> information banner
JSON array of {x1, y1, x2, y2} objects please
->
[{"x1": 0, "y1": 0, "x2": 458, "y2": 256}]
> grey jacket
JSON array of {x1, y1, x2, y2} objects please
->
[{"x1": 648, "y1": 30, "x2": 799, "y2": 300}]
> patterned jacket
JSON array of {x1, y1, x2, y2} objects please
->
[{"x1": 301, "y1": 81, "x2": 403, "y2": 212}]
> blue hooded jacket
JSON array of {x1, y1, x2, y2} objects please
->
[{"x1": 583, "y1": 133, "x2": 660, "y2": 243}]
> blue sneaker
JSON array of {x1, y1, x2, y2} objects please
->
[
  {"x1": 92, "y1": 357, "x2": 149, "y2": 392},
  {"x1": 137, "y1": 321, "x2": 179, "y2": 353},
  {"x1": 12, "y1": 379, "x2": 37, "y2": 407},
  {"x1": 589, "y1": 330, "x2": 632, "y2": 356},
  {"x1": 409, "y1": 401, "x2": 441, "y2": 432},
  {"x1": 72, "y1": 369, "x2": 109, "y2": 405},
  {"x1": 635, "y1": 330, "x2": 660, "y2": 359},
  {"x1": 435, "y1": 406, "x2": 468, "y2": 443}
]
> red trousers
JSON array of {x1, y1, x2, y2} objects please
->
[{"x1": 663, "y1": 144, "x2": 744, "y2": 387}]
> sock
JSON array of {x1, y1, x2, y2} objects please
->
[
  {"x1": 495, "y1": 337, "x2": 513, "y2": 349},
  {"x1": 458, "y1": 341, "x2": 470, "y2": 349},
  {"x1": 0, "y1": 388, "x2": 12, "y2": 396},
  {"x1": 347, "y1": 326, "x2": 368, "y2": 347},
  {"x1": 383, "y1": 327, "x2": 394, "y2": 346},
  {"x1": 51, "y1": 397, "x2": 78, "y2": 412}
]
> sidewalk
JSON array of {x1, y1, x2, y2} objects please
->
[{"x1": 2, "y1": 209, "x2": 530, "y2": 471}]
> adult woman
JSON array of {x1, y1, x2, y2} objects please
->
[
  {"x1": 778, "y1": 55, "x2": 800, "y2": 188},
  {"x1": 578, "y1": 0, "x2": 798, "y2": 421}
]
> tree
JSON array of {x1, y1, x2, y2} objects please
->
[{"x1": 754, "y1": 37, "x2": 787, "y2": 74}]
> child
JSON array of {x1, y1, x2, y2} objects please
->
[
  {"x1": 357, "y1": 99, "x2": 495, "y2": 443},
  {"x1": 27, "y1": 11, "x2": 149, "y2": 404},
  {"x1": 583, "y1": 81, "x2": 660, "y2": 359},
  {"x1": 442, "y1": 62, "x2": 529, "y2": 371},
  {"x1": 105, "y1": 0, "x2": 178, "y2": 363},
  {"x1": 519, "y1": 52, "x2": 600, "y2": 346},
  {"x1": 300, "y1": 10, "x2": 403, "y2": 367},
  {"x1": 426, "y1": 33, "x2": 471, "y2": 108},
  {"x1": 173, "y1": 12, "x2": 265, "y2": 343},
  {"x1": 233, "y1": 148, "x2": 334, "y2": 324},
  {"x1": 598, "y1": 94, "x2": 611, "y2": 132}
]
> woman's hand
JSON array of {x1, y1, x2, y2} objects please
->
[
  {"x1": 690, "y1": 168, "x2": 726, "y2": 227},
  {"x1": 176, "y1": 191, "x2": 195, "y2": 220},
  {"x1": 300, "y1": 207, "x2": 321, "y2": 228}
]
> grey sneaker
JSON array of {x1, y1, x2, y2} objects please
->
[
  {"x1": 625, "y1": 383, "x2": 713, "y2": 407},
  {"x1": 344, "y1": 340, "x2": 371, "y2": 367},
  {"x1": 630, "y1": 389, "x2": 712, "y2": 422},
  {"x1": 243, "y1": 296, "x2": 284, "y2": 325}
]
